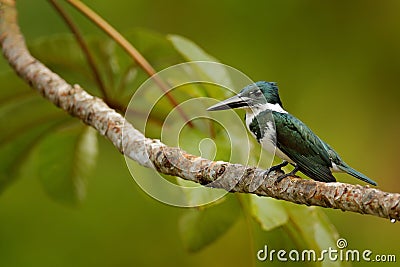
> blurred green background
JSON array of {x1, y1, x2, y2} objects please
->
[{"x1": 1, "y1": 0, "x2": 400, "y2": 266}]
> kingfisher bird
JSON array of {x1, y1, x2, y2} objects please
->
[{"x1": 207, "y1": 81, "x2": 377, "y2": 186}]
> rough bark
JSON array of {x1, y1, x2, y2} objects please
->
[{"x1": 1, "y1": 0, "x2": 399, "y2": 221}]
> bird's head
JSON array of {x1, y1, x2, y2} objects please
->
[{"x1": 207, "y1": 81, "x2": 284, "y2": 112}]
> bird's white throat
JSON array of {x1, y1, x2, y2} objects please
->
[
  {"x1": 248, "y1": 103, "x2": 287, "y2": 117},
  {"x1": 245, "y1": 102, "x2": 293, "y2": 163},
  {"x1": 245, "y1": 102, "x2": 287, "y2": 127}
]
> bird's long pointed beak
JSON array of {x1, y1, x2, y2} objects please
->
[{"x1": 207, "y1": 94, "x2": 250, "y2": 111}]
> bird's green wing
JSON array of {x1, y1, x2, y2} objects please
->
[{"x1": 272, "y1": 112, "x2": 336, "y2": 182}]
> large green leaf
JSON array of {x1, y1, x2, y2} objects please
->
[
  {"x1": 250, "y1": 198, "x2": 344, "y2": 267},
  {"x1": 30, "y1": 30, "x2": 183, "y2": 107},
  {"x1": 250, "y1": 195, "x2": 289, "y2": 231},
  {"x1": 0, "y1": 70, "x2": 97, "y2": 203},
  {"x1": 0, "y1": 117, "x2": 65, "y2": 190},
  {"x1": 168, "y1": 34, "x2": 234, "y2": 97},
  {"x1": 282, "y1": 203, "x2": 345, "y2": 267},
  {"x1": 168, "y1": 34, "x2": 219, "y2": 62},
  {"x1": 179, "y1": 195, "x2": 241, "y2": 252},
  {"x1": 32, "y1": 125, "x2": 98, "y2": 205},
  {"x1": 0, "y1": 72, "x2": 69, "y2": 190}
]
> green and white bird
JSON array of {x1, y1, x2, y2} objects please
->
[{"x1": 207, "y1": 81, "x2": 377, "y2": 185}]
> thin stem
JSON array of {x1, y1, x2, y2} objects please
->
[
  {"x1": 65, "y1": 0, "x2": 194, "y2": 127},
  {"x1": 48, "y1": 0, "x2": 108, "y2": 99}
]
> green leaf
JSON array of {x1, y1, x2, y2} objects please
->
[
  {"x1": 0, "y1": 118, "x2": 65, "y2": 191},
  {"x1": 0, "y1": 36, "x2": 103, "y2": 203},
  {"x1": 176, "y1": 178, "x2": 227, "y2": 207},
  {"x1": 282, "y1": 203, "x2": 344, "y2": 267},
  {"x1": 249, "y1": 196, "x2": 344, "y2": 266},
  {"x1": 168, "y1": 34, "x2": 234, "y2": 95},
  {"x1": 0, "y1": 72, "x2": 69, "y2": 191},
  {"x1": 0, "y1": 47, "x2": 100, "y2": 203},
  {"x1": 33, "y1": 125, "x2": 98, "y2": 205},
  {"x1": 179, "y1": 196, "x2": 241, "y2": 252},
  {"x1": 168, "y1": 34, "x2": 219, "y2": 62},
  {"x1": 30, "y1": 30, "x2": 184, "y2": 107},
  {"x1": 250, "y1": 195, "x2": 289, "y2": 231}
]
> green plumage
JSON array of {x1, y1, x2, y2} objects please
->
[{"x1": 272, "y1": 112, "x2": 336, "y2": 182}]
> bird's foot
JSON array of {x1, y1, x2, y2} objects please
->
[
  {"x1": 263, "y1": 161, "x2": 289, "y2": 178},
  {"x1": 276, "y1": 165, "x2": 299, "y2": 183}
]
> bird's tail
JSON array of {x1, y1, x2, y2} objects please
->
[{"x1": 337, "y1": 164, "x2": 377, "y2": 186}]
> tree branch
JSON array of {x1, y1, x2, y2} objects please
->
[{"x1": 1, "y1": 0, "x2": 399, "y2": 221}]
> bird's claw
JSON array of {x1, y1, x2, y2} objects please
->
[
  {"x1": 275, "y1": 165, "x2": 300, "y2": 183},
  {"x1": 263, "y1": 161, "x2": 289, "y2": 178},
  {"x1": 276, "y1": 173, "x2": 291, "y2": 183}
]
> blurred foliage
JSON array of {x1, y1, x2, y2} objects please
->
[
  {"x1": 0, "y1": 70, "x2": 98, "y2": 205},
  {"x1": 33, "y1": 125, "x2": 98, "y2": 204},
  {"x1": 179, "y1": 195, "x2": 241, "y2": 253},
  {"x1": 0, "y1": 26, "x2": 345, "y2": 267},
  {"x1": 0, "y1": 1, "x2": 399, "y2": 267}
]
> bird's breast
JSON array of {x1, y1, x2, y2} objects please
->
[
  {"x1": 258, "y1": 132, "x2": 294, "y2": 163},
  {"x1": 245, "y1": 111, "x2": 294, "y2": 164}
]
